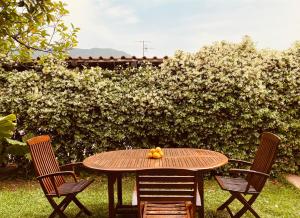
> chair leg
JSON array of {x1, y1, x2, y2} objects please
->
[
  {"x1": 47, "y1": 194, "x2": 92, "y2": 218},
  {"x1": 139, "y1": 202, "x2": 145, "y2": 218},
  {"x1": 48, "y1": 196, "x2": 72, "y2": 218},
  {"x1": 217, "y1": 192, "x2": 260, "y2": 218},
  {"x1": 185, "y1": 201, "x2": 193, "y2": 218},
  {"x1": 197, "y1": 172, "x2": 205, "y2": 218},
  {"x1": 217, "y1": 195, "x2": 235, "y2": 211},
  {"x1": 72, "y1": 195, "x2": 92, "y2": 216},
  {"x1": 233, "y1": 193, "x2": 260, "y2": 218},
  {"x1": 59, "y1": 196, "x2": 73, "y2": 212},
  {"x1": 226, "y1": 206, "x2": 234, "y2": 218}
]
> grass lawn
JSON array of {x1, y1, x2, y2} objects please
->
[{"x1": 0, "y1": 175, "x2": 299, "y2": 218}]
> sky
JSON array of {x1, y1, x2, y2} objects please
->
[{"x1": 63, "y1": 0, "x2": 300, "y2": 57}]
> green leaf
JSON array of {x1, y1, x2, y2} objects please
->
[
  {"x1": 5, "y1": 138, "x2": 26, "y2": 146},
  {"x1": 0, "y1": 114, "x2": 17, "y2": 139}
]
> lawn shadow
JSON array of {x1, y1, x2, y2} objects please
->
[{"x1": 205, "y1": 209, "x2": 230, "y2": 218}]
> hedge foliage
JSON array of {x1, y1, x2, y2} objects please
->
[{"x1": 0, "y1": 37, "x2": 299, "y2": 174}]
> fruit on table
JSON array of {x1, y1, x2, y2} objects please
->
[
  {"x1": 150, "y1": 148, "x2": 156, "y2": 153},
  {"x1": 147, "y1": 152, "x2": 153, "y2": 158},
  {"x1": 147, "y1": 147, "x2": 164, "y2": 159},
  {"x1": 152, "y1": 152, "x2": 161, "y2": 159}
]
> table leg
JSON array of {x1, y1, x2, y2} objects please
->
[
  {"x1": 197, "y1": 172, "x2": 204, "y2": 218},
  {"x1": 117, "y1": 174, "x2": 123, "y2": 206},
  {"x1": 108, "y1": 174, "x2": 116, "y2": 218}
]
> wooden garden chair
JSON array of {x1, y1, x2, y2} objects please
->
[
  {"x1": 135, "y1": 168, "x2": 197, "y2": 218},
  {"x1": 215, "y1": 132, "x2": 281, "y2": 218},
  {"x1": 27, "y1": 135, "x2": 94, "y2": 218}
]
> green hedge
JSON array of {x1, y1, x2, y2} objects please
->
[{"x1": 0, "y1": 37, "x2": 299, "y2": 174}]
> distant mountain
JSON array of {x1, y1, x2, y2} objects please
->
[{"x1": 33, "y1": 48, "x2": 131, "y2": 58}]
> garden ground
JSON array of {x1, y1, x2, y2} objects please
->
[{"x1": 0, "y1": 175, "x2": 299, "y2": 218}]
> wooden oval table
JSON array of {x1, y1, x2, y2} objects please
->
[{"x1": 83, "y1": 148, "x2": 228, "y2": 218}]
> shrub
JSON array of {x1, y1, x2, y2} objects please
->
[
  {"x1": 0, "y1": 114, "x2": 28, "y2": 170},
  {"x1": 0, "y1": 37, "x2": 299, "y2": 174}
]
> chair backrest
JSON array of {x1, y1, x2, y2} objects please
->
[
  {"x1": 136, "y1": 168, "x2": 197, "y2": 212},
  {"x1": 27, "y1": 135, "x2": 65, "y2": 194},
  {"x1": 247, "y1": 132, "x2": 281, "y2": 191}
]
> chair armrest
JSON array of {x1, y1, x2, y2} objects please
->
[
  {"x1": 229, "y1": 159, "x2": 252, "y2": 166},
  {"x1": 37, "y1": 171, "x2": 77, "y2": 181},
  {"x1": 59, "y1": 162, "x2": 83, "y2": 171},
  {"x1": 37, "y1": 171, "x2": 77, "y2": 197},
  {"x1": 229, "y1": 169, "x2": 270, "y2": 178}
]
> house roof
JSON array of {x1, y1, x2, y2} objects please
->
[
  {"x1": 66, "y1": 56, "x2": 167, "y2": 69},
  {"x1": 2, "y1": 56, "x2": 168, "y2": 71}
]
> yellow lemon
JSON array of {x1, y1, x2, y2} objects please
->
[
  {"x1": 152, "y1": 152, "x2": 161, "y2": 159},
  {"x1": 159, "y1": 150, "x2": 164, "y2": 157},
  {"x1": 147, "y1": 152, "x2": 153, "y2": 158},
  {"x1": 155, "y1": 147, "x2": 162, "y2": 152},
  {"x1": 150, "y1": 148, "x2": 156, "y2": 153}
]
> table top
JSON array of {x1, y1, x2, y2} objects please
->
[{"x1": 83, "y1": 148, "x2": 228, "y2": 173}]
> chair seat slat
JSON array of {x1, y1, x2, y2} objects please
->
[
  {"x1": 140, "y1": 190, "x2": 194, "y2": 196},
  {"x1": 139, "y1": 183, "x2": 194, "y2": 189}
]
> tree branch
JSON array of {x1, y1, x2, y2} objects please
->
[
  {"x1": 11, "y1": 35, "x2": 52, "y2": 53},
  {"x1": 48, "y1": 14, "x2": 64, "y2": 46}
]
